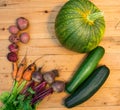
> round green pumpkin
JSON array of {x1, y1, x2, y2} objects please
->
[{"x1": 55, "y1": 0, "x2": 105, "y2": 53}]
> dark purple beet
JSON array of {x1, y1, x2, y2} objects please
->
[
  {"x1": 8, "y1": 25, "x2": 19, "y2": 34},
  {"x1": 7, "y1": 52, "x2": 18, "y2": 62},
  {"x1": 9, "y1": 34, "x2": 19, "y2": 43},
  {"x1": 32, "y1": 72, "x2": 43, "y2": 83},
  {"x1": 32, "y1": 68, "x2": 43, "y2": 83},
  {"x1": 8, "y1": 43, "x2": 19, "y2": 52},
  {"x1": 16, "y1": 17, "x2": 29, "y2": 30},
  {"x1": 51, "y1": 81, "x2": 65, "y2": 93},
  {"x1": 43, "y1": 69, "x2": 59, "y2": 84}
]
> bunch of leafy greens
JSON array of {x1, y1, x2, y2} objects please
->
[
  {"x1": 0, "y1": 79, "x2": 55, "y2": 110},
  {"x1": 0, "y1": 81, "x2": 36, "y2": 110}
]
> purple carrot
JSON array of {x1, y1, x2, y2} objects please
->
[{"x1": 31, "y1": 87, "x2": 53, "y2": 105}]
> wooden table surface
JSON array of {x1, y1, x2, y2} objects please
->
[{"x1": 0, "y1": 0, "x2": 120, "y2": 110}]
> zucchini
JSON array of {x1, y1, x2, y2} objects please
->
[
  {"x1": 66, "y1": 46, "x2": 105, "y2": 94},
  {"x1": 64, "y1": 65, "x2": 110, "y2": 108}
]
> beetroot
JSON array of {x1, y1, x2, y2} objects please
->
[
  {"x1": 32, "y1": 70, "x2": 43, "y2": 83},
  {"x1": 16, "y1": 17, "x2": 29, "y2": 30},
  {"x1": 8, "y1": 43, "x2": 19, "y2": 52},
  {"x1": 43, "y1": 70, "x2": 59, "y2": 84},
  {"x1": 19, "y1": 32, "x2": 30, "y2": 44},
  {"x1": 51, "y1": 81, "x2": 65, "y2": 93},
  {"x1": 7, "y1": 52, "x2": 18, "y2": 62},
  {"x1": 8, "y1": 25, "x2": 19, "y2": 34}
]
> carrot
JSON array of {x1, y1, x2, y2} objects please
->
[
  {"x1": 16, "y1": 54, "x2": 27, "y2": 82},
  {"x1": 22, "y1": 62, "x2": 36, "y2": 81},
  {"x1": 22, "y1": 56, "x2": 44, "y2": 81},
  {"x1": 12, "y1": 62, "x2": 18, "y2": 80}
]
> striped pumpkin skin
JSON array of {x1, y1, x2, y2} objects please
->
[{"x1": 55, "y1": 0, "x2": 105, "y2": 53}]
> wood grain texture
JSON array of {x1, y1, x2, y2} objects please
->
[{"x1": 0, "y1": 0, "x2": 120, "y2": 110}]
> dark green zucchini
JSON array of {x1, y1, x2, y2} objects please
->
[
  {"x1": 66, "y1": 46, "x2": 105, "y2": 94},
  {"x1": 64, "y1": 65, "x2": 110, "y2": 108}
]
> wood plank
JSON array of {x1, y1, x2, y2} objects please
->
[
  {"x1": 0, "y1": 52, "x2": 120, "y2": 73},
  {"x1": 1, "y1": 20, "x2": 120, "y2": 39},
  {"x1": 0, "y1": 0, "x2": 120, "y2": 110},
  {"x1": 36, "y1": 106, "x2": 120, "y2": 110},
  {"x1": 0, "y1": 37, "x2": 120, "y2": 57},
  {"x1": 0, "y1": 69, "x2": 120, "y2": 88},
  {"x1": 1, "y1": 78, "x2": 119, "y2": 106},
  {"x1": 0, "y1": 0, "x2": 120, "y2": 39}
]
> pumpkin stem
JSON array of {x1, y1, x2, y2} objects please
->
[{"x1": 87, "y1": 12, "x2": 104, "y2": 23}]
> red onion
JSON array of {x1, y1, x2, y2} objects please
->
[
  {"x1": 8, "y1": 25, "x2": 19, "y2": 34},
  {"x1": 7, "y1": 52, "x2": 18, "y2": 62},
  {"x1": 8, "y1": 43, "x2": 19, "y2": 52},
  {"x1": 16, "y1": 17, "x2": 29, "y2": 30},
  {"x1": 19, "y1": 32, "x2": 30, "y2": 44},
  {"x1": 9, "y1": 34, "x2": 19, "y2": 43}
]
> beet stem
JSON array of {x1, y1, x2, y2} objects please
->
[
  {"x1": 31, "y1": 88, "x2": 53, "y2": 105},
  {"x1": 33, "y1": 81, "x2": 47, "y2": 93},
  {"x1": 21, "y1": 81, "x2": 35, "y2": 94}
]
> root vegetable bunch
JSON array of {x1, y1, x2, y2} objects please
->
[{"x1": 0, "y1": 17, "x2": 65, "y2": 110}]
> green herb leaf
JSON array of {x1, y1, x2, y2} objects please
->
[
  {"x1": 17, "y1": 94, "x2": 25, "y2": 101},
  {"x1": 14, "y1": 94, "x2": 36, "y2": 110},
  {"x1": 0, "y1": 92, "x2": 10, "y2": 104},
  {"x1": 27, "y1": 87, "x2": 35, "y2": 95}
]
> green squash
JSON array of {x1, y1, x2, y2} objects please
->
[{"x1": 55, "y1": 0, "x2": 105, "y2": 53}]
